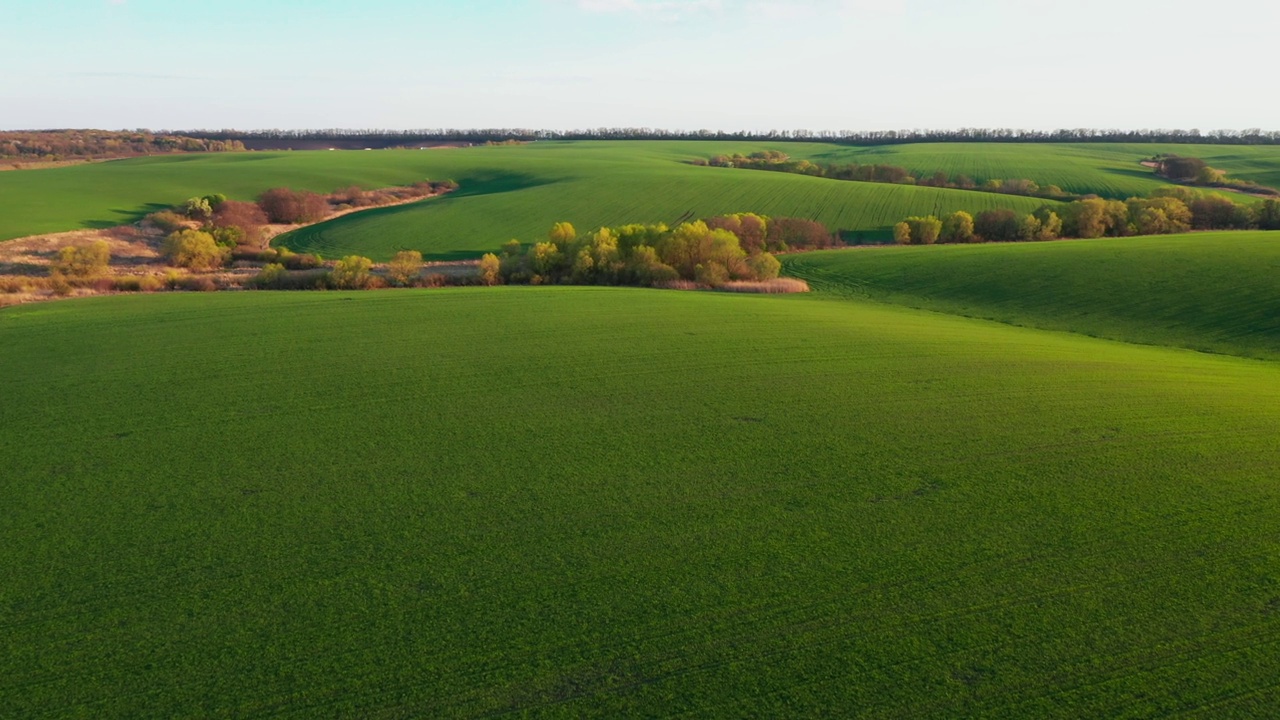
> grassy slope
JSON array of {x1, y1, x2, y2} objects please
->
[
  {"x1": 3, "y1": 289, "x2": 1280, "y2": 717},
  {"x1": 783, "y1": 231, "x2": 1280, "y2": 361},
  {"x1": 793, "y1": 143, "x2": 1280, "y2": 199}
]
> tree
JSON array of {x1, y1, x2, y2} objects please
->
[
  {"x1": 941, "y1": 211, "x2": 975, "y2": 243},
  {"x1": 746, "y1": 252, "x2": 781, "y2": 280},
  {"x1": 1031, "y1": 207, "x2": 1062, "y2": 240},
  {"x1": 528, "y1": 242, "x2": 563, "y2": 279},
  {"x1": 1189, "y1": 195, "x2": 1252, "y2": 230},
  {"x1": 388, "y1": 250, "x2": 423, "y2": 286},
  {"x1": 1255, "y1": 199, "x2": 1280, "y2": 230},
  {"x1": 162, "y1": 230, "x2": 227, "y2": 271},
  {"x1": 1018, "y1": 214, "x2": 1042, "y2": 241},
  {"x1": 1127, "y1": 197, "x2": 1191, "y2": 234},
  {"x1": 893, "y1": 222, "x2": 911, "y2": 245},
  {"x1": 51, "y1": 241, "x2": 111, "y2": 278},
  {"x1": 548, "y1": 222, "x2": 576, "y2": 245},
  {"x1": 903, "y1": 216, "x2": 942, "y2": 245},
  {"x1": 258, "y1": 188, "x2": 330, "y2": 224},
  {"x1": 184, "y1": 196, "x2": 213, "y2": 220},
  {"x1": 974, "y1": 209, "x2": 1021, "y2": 241},
  {"x1": 330, "y1": 255, "x2": 374, "y2": 289},
  {"x1": 478, "y1": 253, "x2": 502, "y2": 286},
  {"x1": 212, "y1": 201, "x2": 269, "y2": 246}
]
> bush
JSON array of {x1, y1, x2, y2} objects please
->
[
  {"x1": 257, "y1": 188, "x2": 330, "y2": 224},
  {"x1": 51, "y1": 241, "x2": 111, "y2": 278},
  {"x1": 145, "y1": 210, "x2": 189, "y2": 234},
  {"x1": 250, "y1": 263, "x2": 288, "y2": 288},
  {"x1": 179, "y1": 275, "x2": 218, "y2": 292},
  {"x1": 388, "y1": 250, "x2": 424, "y2": 286},
  {"x1": 163, "y1": 229, "x2": 228, "y2": 271},
  {"x1": 329, "y1": 255, "x2": 374, "y2": 289},
  {"x1": 893, "y1": 222, "x2": 911, "y2": 245}
]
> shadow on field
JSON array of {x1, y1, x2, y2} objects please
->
[{"x1": 85, "y1": 203, "x2": 171, "y2": 230}]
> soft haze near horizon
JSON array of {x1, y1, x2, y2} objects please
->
[{"x1": 2, "y1": 0, "x2": 1277, "y2": 132}]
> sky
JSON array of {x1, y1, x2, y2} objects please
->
[{"x1": 2, "y1": 0, "x2": 1277, "y2": 132}]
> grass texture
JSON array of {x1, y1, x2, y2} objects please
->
[
  {"x1": 3, "y1": 288, "x2": 1280, "y2": 717},
  {"x1": 784, "y1": 230, "x2": 1280, "y2": 361}
]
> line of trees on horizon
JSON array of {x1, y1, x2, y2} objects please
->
[{"x1": 169, "y1": 127, "x2": 1280, "y2": 147}]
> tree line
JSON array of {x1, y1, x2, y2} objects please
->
[
  {"x1": 0, "y1": 130, "x2": 245, "y2": 162},
  {"x1": 702, "y1": 151, "x2": 1076, "y2": 201},
  {"x1": 894, "y1": 191, "x2": 1280, "y2": 245},
  {"x1": 1151, "y1": 155, "x2": 1279, "y2": 197},
  {"x1": 479, "y1": 215, "x2": 838, "y2": 290},
  {"x1": 178, "y1": 127, "x2": 1280, "y2": 147}
]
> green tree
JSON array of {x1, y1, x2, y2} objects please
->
[
  {"x1": 904, "y1": 216, "x2": 942, "y2": 245},
  {"x1": 163, "y1": 230, "x2": 227, "y2": 271},
  {"x1": 941, "y1": 211, "x2": 975, "y2": 243},
  {"x1": 1255, "y1": 199, "x2": 1280, "y2": 230},
  {"x1": 330, "y1": 255, "x2": 374, "y2": 289},
  {"x1": 746, "y1": 252, "x2": 781, "y2": 280}
]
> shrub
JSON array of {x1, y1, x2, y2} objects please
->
[
  {"x1": 138, "y1": 274, "x2": 165, "y2": 292},
  {"x1": 51, "y1": 241, "x2": 111, "y2": 278},
  {"x1": 420, "y1": 273, "x2": 448, "y2": 288},
  {"x1": 209, "y1": 225, "x2": 244, "y2": 247},
  {"x1": 250, "y1": 263, "x2": 288, "y2": 289},
  {"x1": 163, "y1": 229, "x2": 228, "y2": 271},
  {"x1": 329, "y1": 255, "x2": 374, "y2": 289},
  {"x1": 184, "y1": 196, "x2": 213, "y2": 220},
  {"x1": 179, "y1": 275, "x2": 218, "y2": 292},
  {"x1": 388, "y1": 250, "x2": 424, "y2": 286},
  {"x1": 145, "y1": 210, "x2": 188, "y2": 234},
  {"x1": 893, "y1": 222, "x2": 911, "y2": 245},
  {"x1": 478, "y1": 253, "x2": 502, "y2": 286}
]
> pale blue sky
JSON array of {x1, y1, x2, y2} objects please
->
[{"x1": 2, "y1": 0, "x2": 1276, "y2": 131}]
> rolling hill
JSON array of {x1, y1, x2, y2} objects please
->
[
  {"x1": 3, "y1": 287, "x2": 1280, "y2": 717},
  {"x1": 783, "y1": 230, "x2": 1280, "y2": 361},
  {"x1": 4, "y1": 141, "x2": 1277, "y2": 260}
]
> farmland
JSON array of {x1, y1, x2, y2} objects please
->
[
  {"x1": 5, "y1": 141, "x2": 1279, "y2": 260},
  {"x1": 4, "y1": 288, "x2": 1280, "y2": 717},
  {"x1": 783, "y1": 231, "x2": 1280, "y2": 361}
]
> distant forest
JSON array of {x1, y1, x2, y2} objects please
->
[
  {"x1": 0, "y1": 130, "x2": 245, "y2": 162},
  {"x1": 178, "y1": 127, "x2": 1280, "y2": 147}
]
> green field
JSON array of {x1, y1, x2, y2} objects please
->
[
  {"x1": 5, "y1": 141, "x2": 1278, "y2": 261},
  {"x1": 4, "y1": 287, "x2": 1280, "y2": 717},
  {"x1": 784, "y1": 231, "x2": 1280, "y2": 361},
  {"x1": 792, "y1": 143, "x2": 1280, "y2": 200}
]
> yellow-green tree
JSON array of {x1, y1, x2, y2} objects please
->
[
  {"x1": 893, "y1": 222, "x2": 911, "y2": 245},
  {"x1": 478, "y1": 253, "x2": 502, "y2": 286},
  {"x1": 330, "y1": 255, "x2": 374, "y2": 289},
  {"x1": 548, "y1": 222, "x2": 576, "y2": 245},
  {"x1": 388, "y1": 250, "x2": 423, "y2": 286},
  {"x1": 162, "y1": 230, "x2": 227, "y2": 271},
  {"x1": 51, "y1": 241, "x2": 111, "y2": 278},
  {"x1": 941, "y1": 211, "x2": 975, "y2": 243}
]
